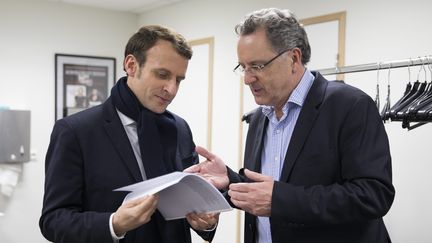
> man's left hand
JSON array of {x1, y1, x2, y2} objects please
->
[
  {"x1": 228, "y1": 169, "x2": 274, "y2": 216},
  {"x1": 186, "y1": 212, "x2": 219, "y2": 231}
]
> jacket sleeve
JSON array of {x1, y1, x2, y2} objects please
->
[
  {"x1": 271, "y1": 94, "x2": 395, "y2": 225},
  {"x1": 39, "y1": 119, "x2": 113, "y2": 243}
]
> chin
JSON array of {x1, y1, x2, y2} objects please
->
[
  {"x1": 146, "y1": 105, "x2": 165, "y2": 114},
  {"x1": 154, "y1": 109, "x2": 166, "y2": 114},
  {"x1": 156, "y1": 106, "x2": 168, "y2": 114},
  {"x1": 254, "y1": 98, "x2": 266, "y2": 106}
]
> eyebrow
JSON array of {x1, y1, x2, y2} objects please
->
[
  {"x1": 153, "y1": 68, "x2": 185, "y2": 81},
  {"x1": 239, "y1": 58, "x2": 269, "y2": 66}
]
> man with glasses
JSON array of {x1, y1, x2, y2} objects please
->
[{"x1": 186, "y1": 8, "x2": 395, "y2": 243}]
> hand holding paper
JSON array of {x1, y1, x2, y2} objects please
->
[
  {"x1": 186, "y1": 212, "x2": 219, "y2": 231},
  {"x1": 114, "y1": 172, "x2": 231, "y2": 220},
  {"x1": 112, "y1": 195, "x2": 158, "y2": 236}
]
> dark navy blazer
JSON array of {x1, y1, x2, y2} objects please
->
[
  {"x1": 228, "y1": 72, "x2": 395, "y2": 243},
  {"x1": 40, "y1": 97, "x2": 213, "y2": 243}
]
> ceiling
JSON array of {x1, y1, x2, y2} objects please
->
[{"x1": 49, "y1": 0, "x2": 186, "y2": 13}]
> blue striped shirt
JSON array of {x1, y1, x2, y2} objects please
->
[{"x1": 256, "y1": 69, "x2": 315, "y2": 243}]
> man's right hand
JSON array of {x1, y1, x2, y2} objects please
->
[
  {"x1": 184, "y1": 146, "x2": 229, "y2": 190},
  {"x1": 112, "y1": 195, "x2": 158, "y2": 236}
]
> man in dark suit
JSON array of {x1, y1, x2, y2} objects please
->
[
  {"x1": 40, "y1": 25, "x2": 218, "y2": 243},
  {"x1": 186, "y1": 8, "x2": 395, "y2": 243}
]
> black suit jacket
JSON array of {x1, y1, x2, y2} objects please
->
[
  {"x1": 228, "y1": 72, "x2": 395, "y2": 243},
  {"x1": 39, "y1": 97, "x2": 214, "y2": 243}
]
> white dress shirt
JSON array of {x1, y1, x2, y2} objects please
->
[
  {"x1": 109, "y1": 109, "x2": 148, "y2": 242},
  {"x1": 257, "y1": 69, "x2": 315, "y2": 243}
]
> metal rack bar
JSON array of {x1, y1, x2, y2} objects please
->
[{"x1": 317, "y1": 55, "x2": 432, "y2": 75}]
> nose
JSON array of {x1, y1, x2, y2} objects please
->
[
  {"x1": 243, "y1": 72, "x2": 257, "y2": 85},
  {"x1": 163, "y1": 79, "x2": 178, "y2": 95}
]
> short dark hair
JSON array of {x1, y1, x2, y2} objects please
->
[
  {"x1": 124, "y1": 25, "x2": 192, "y2": 68},
  {"x1": 235, "y1": 8, "x2": 311, "y2": 65}
]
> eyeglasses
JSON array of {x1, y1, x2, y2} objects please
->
[{"x1": 233, "y1": 49, "x2": 291, "y2": 76}]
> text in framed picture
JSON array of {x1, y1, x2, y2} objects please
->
[{"x1": 55, "y1": 54, "x2": 116, "y2": 120}]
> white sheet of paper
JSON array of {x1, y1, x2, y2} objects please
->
[{"x1": 114, "y1": 171, "x2": 232, "y2": 220}]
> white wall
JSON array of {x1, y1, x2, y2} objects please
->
[
  {"x1": 139, "y1": 0, "x2": 432, "y2": 243},
  {"x1": 0, "y1": 0, "x2": 137, "y2": 242},
  {"x1": 1, "y1": 0, "x2": 431, "y2": 242}
]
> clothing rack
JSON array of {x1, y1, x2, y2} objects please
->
[
  {"x1": 317, "y1": 55, "x2": 432, "y2": 75},
  {"x1": 317, "y1": 55, "x2": 432, "y2": 131}
]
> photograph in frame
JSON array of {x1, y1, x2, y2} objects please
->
[{"x1": 55, "y1": 54, "x2": 116, "y2": 120}]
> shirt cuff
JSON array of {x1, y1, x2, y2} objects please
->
[
  {"x1": 109, "y1": 213, "x2": 125, "y2": 242},
  {"x1": 202, "y1": 221, "x2": 218, "y2": 232}
]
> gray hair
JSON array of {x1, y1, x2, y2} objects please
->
[{"x1": 235, "y1": 8, "x2": 311, "y2": 65}]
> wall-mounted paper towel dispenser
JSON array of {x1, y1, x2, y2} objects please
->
[{"x1": 0, "y1": 110, "x2": 31, "y2": 163}]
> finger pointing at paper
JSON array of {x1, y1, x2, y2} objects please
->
[{"x1": 184, "y1": 146, "x2": 230, "y2": 190}]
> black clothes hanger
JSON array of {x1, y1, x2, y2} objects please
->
[
  {"x1": 413, "y1": 96, "x2": 432, "y2": 120},
  {"x1": 416, "y1": 58, "x2": 432, "y2": 121},
  {"x1": 386, "y1": 61, "x2": 414, "y2": 120},
  {"x1": 389, "y1": 82, "x2": 412, "y2": 111},
  {"x1": 391, "y1": 61, "x2": 429, "y2": 121},
  {"x1": 393, "y1": 81, "x2": 427, "y2": 120},
  {"x1": 411, "y1": 79, "x2": 432, "y2": 121},
  {"x1": 388, "y1": 81, "x2": 421, "y2": 120},
  {"x1": 374, "y1": 63, "x2": 381, "y2": 110},
  {"x1": 400, "y1": 57, "x2": 432, "y2": 130},
  {"x1": 401, "y1": 59, "x2": 431, "y2": 121},
  {"x1": 318, "y1": 56, "x2": 432, "y2": 130},
  {"x1": 381, "y1": 66, "x2": 392, "y2": 122},
  {"x1": 406, "y1": 82, "x2": 432, "y2": 120}
]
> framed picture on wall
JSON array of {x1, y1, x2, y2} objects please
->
[{"x1": 55, "y1": 54, "x2": 116, "y2": 120}]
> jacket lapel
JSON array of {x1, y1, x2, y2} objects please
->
[
  {"x1": 245, "y1": 110, "x2": 268, "y2": 172},
  {"x1": 103, "y1": 98, "x2": 143, "y2": 182},
  {"x1": 279, "y1": 72, "x2": 327, "y2": 182}
]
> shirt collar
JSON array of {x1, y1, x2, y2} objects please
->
[{"x1": 116, "y1": 109, "x2": 135, "y2": 126}]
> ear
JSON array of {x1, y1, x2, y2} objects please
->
[
  {"x1": 291, "y1": 48, "x2": 302, "y2": 64},
  {"x1": 290, "y1": 48, "x2": 303, "y2": 73},
  {"x1": 124, "y1": 54, "x2": 139, "y2": 77}
]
